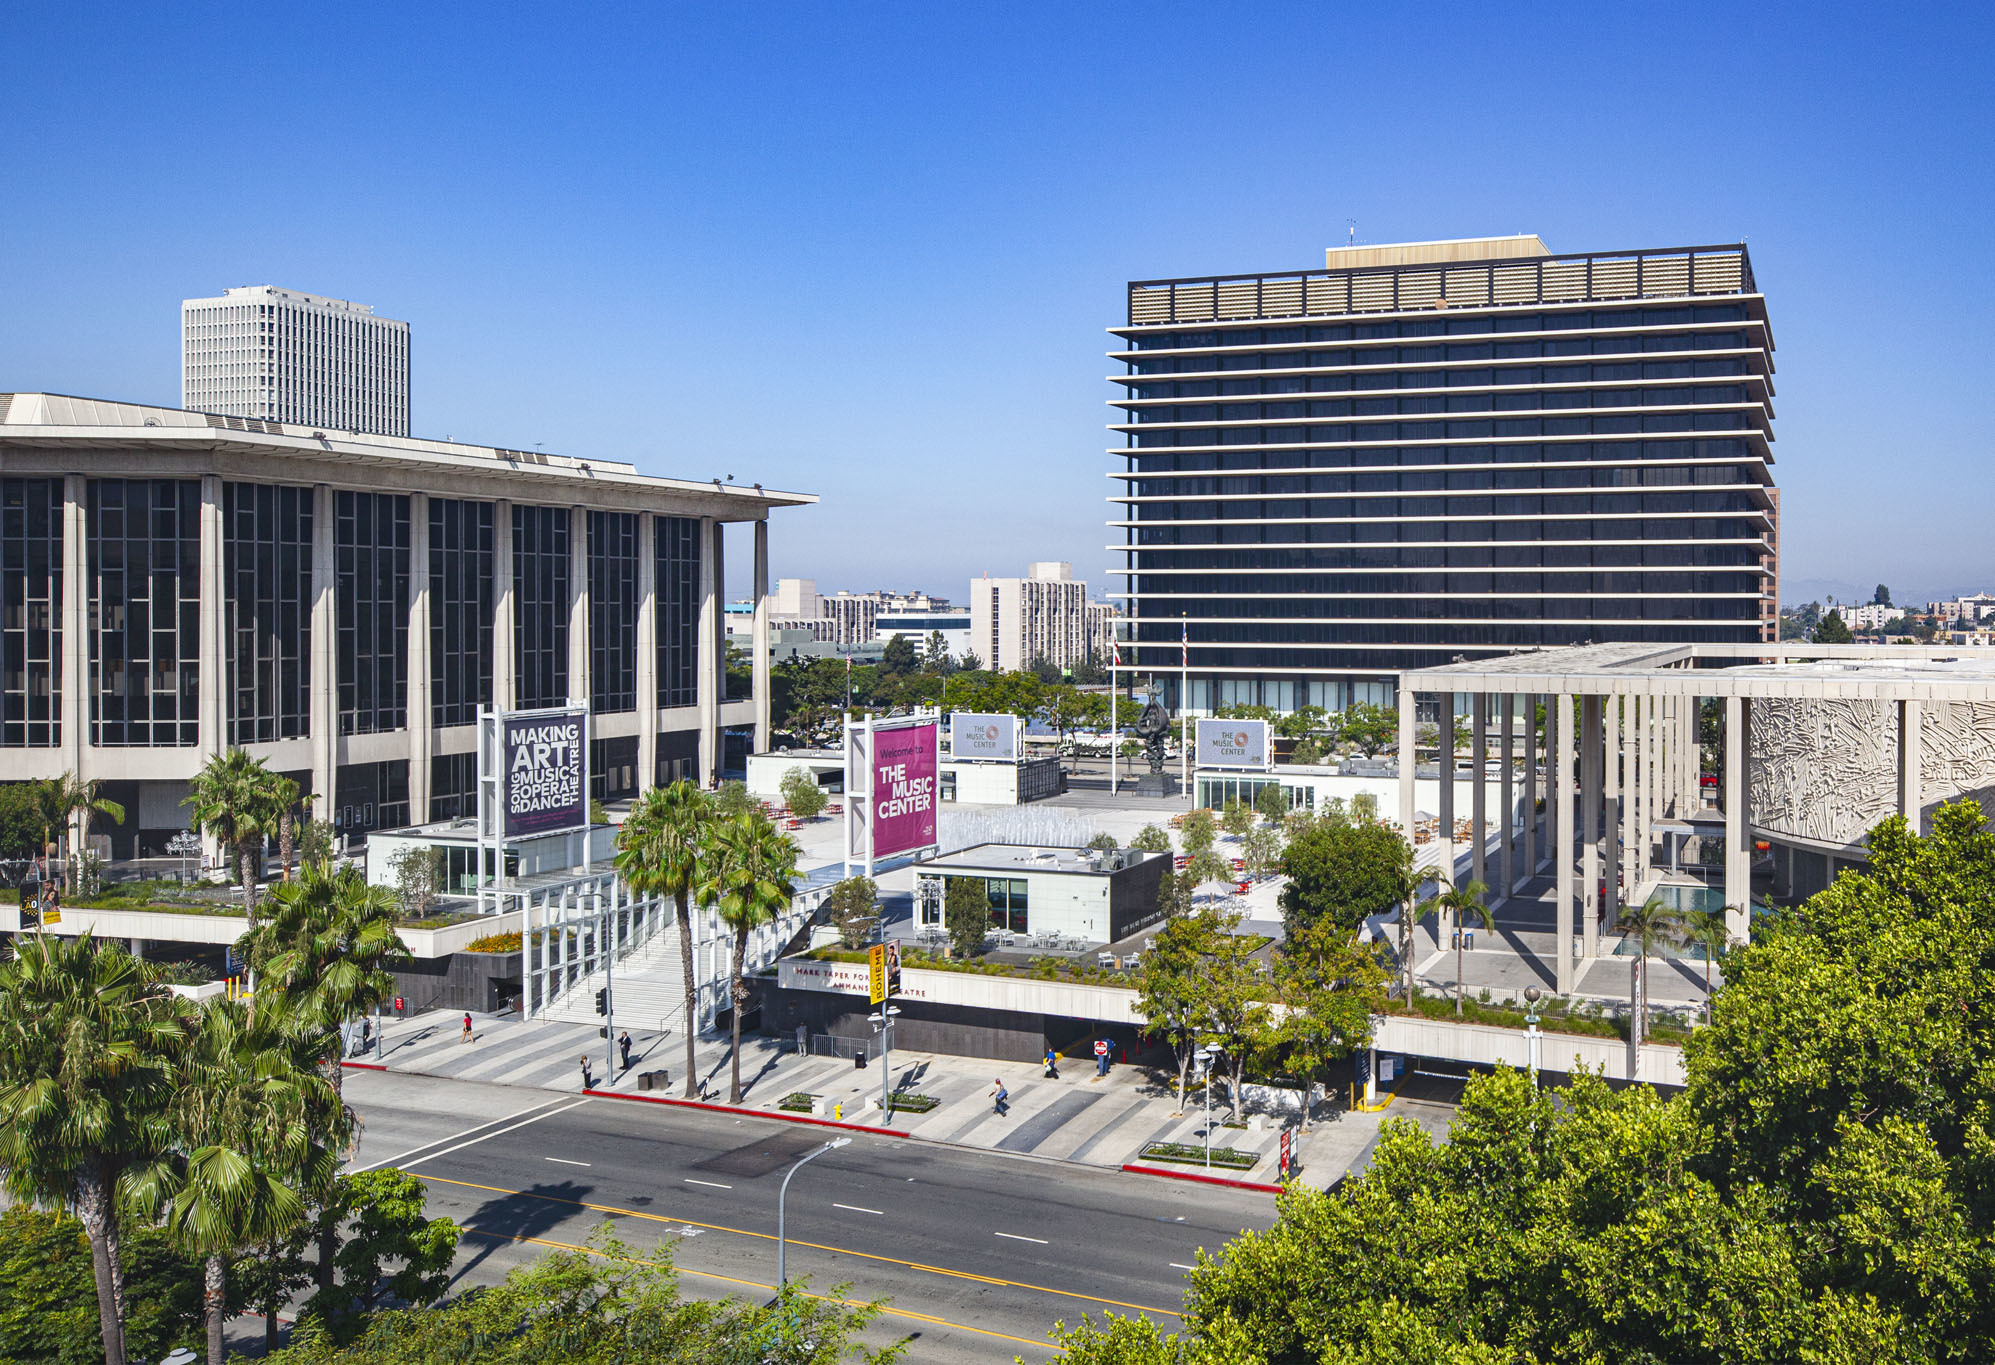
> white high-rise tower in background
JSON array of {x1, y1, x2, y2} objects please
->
[{"x1": 181, "y1": 285, "x2": 410, "y2": 436}]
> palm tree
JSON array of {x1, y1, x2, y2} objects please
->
[
  {"x1": 0, "y1": 934, "x2": 193, "y2": 1365},
  {"x1": 184, "y1": 749, "x2": 283, "y2": 926},
  {"x1": 1419, "y1": 876, "x2": 1492, "y2": 1016},
  {"x1": 270, "y1": 773, "x2": 312, "y2": 882},
  {"x1": 38, "y1": 771, "x2": 126, "y2": 887},
  {"x1": 132, "y1": 998, "x2": 334, "y2": 1365},
  {"x1": 695, "y1": 810, "x2": 799, "y2": 1104},
  {"x1": 614, "y1": 781, "x2": 715, "y2": 1099},
  {"x1": 1619, "y1": 895, "x2": 1679, "y2": 1046},
  {"x1": 1675, "y1": 905, "x2": 1735, "y2": 1023},
  {"x1": 1387, "y1": 857, "x2": 1424, "y2": 1008}
]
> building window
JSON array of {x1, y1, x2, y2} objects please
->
[
  {"x1": 332, "y1": 759, "x2": 410, "y2": 837},
  {"x1": 590, "y1": 735, "x2": 638, "y2": 802},
  {"x1": 0, "y1": 478, "x2": 62, "y2": 748},
  {"x1": 224, "y1": 483, "x2": 312, "y2": 744},
  {"x1": 88, "y1": 479, "x2": 200, "y2": 747},
  {"x1": 429, "y1": 750, "x2": 477, "y2": 824},
  {"x1": 655, "y1": 516, "x2": 699, "y2": 709},
  {"x1": 513, "y1": 505, "x2": 570, "y2": 710},
  {"x1": 336, "y1": 491, "x2": 410, "y2": 734},
  {"x1": 588, "y1": 510, "x2": 638, "y2": 713},
  {"x1": 430, "y1": 498, "x2": 494, "y2": 729}
]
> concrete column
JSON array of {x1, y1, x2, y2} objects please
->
[
  {"x1": 1606, "y1": 695, "x2": 1622, "y2": 929},
  {"x1": 636, "y1": 513, "x2": 658, "y2": 790},
  {"x1": 569, "y1": 507, "x2": 591, "y2": 710},
  {"x1": 407, "y1": 493, "x2": 432, "y2": 823},
  {"x1": 1620, "y1": 695, "x2": 1637, "y2": 896},
  {"x1": 1724, "y1": 694, "x2": 1749, "y2": 941},
  {"x1": 1523, "y1": 694, "x2": 1539, "y2": 878},
  {"x1": 1897, "y1": 698, "x2": 1923, "y2": 831},
  {"x1": 1470, "y1": 692, "x2": 1488, "y2": 893},
  {"x1": 1685, "y1": 698, "x2": 1702, "y2": 811},
  {"x1": 1499, "y1": 695, "x2": 1515, "y2": 900},
  {"x1": 1437, "y1": 694, "x2": 1455, "y2": 888},
  {"x1": 492, "y1": 501, "x2": 515, "y2": 711},
  {"x1": 309, "y1": 484, "x2": 337, "y2": 812},
  {"x1": 696, "y1": 517, "x2": 718, "y2": 785},
  {"x1": 197, "y1": 475, "x2": 225, "y2": 759},
  {"x1": 1580, "y1": 694, "x2": 1601, "y2": 961},
  {"x1": 1555, "y1": 692, "x2": 1576, "y2": 994},
  {"x1": 1396, "y1": 685, "x2": 1418, "y2": 852},
  {"x1": 753, "y1": 518, "x2": 771, "y2": 753},
  {"x1": 1635, "y1": 693, "x2": 1652, "y2": 884},
  {"x1": 61, "y1": 476, "x2": 86, "y2": 775}
]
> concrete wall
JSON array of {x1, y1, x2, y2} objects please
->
[
  {"x1": 387, "y1": 948, "x2": 523, "y2": 1015},
  {"x1": 1372, "y1": 1013, "x2": 1686, "y2": 1087}
]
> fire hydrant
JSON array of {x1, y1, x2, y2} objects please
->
[{"x1": 834, "y1": 1101, "x2": 843, "y2": 1120}]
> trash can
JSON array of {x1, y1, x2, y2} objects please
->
[{"x1": 854, "y1": 1045, "x2": 867, "y2": 1069}]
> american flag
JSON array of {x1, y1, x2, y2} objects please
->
[
  {"x1": 1111, "y1": 637, "x2": 1121, "y2": 668},
  {"x1": 1181, "y1": 617, "x2": 1189, "y2": 667}
]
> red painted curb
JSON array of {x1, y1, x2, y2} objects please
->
[
  {"x1": 1119, "y1": 1163, "x2": 1284, "y2": 1194},
  {"x1": 584, "y1": 1087, "x2": 907, "y2": 1138},
  {"x1": 340, "y1": 1061, "x2": 388, "y2": 1071}
]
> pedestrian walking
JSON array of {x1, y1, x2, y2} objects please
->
[
  {"x1": 618, "y1": 1030, "x2": 633, "y2": 1070},
  {"x1": 579, "y1": 1054, "x2": 595, "y2": 1089},
  {"x1": 796, "y1": 1022, "x2": 808, "y2": 1055},
  {"x1": 1043, "y1": 1048, "x2": 1059, "y2": 1080},
  {"x1": 361, "y1": 1018, "x2": 374, "y2": 1054},
  {"x1": 1094, "y1": 1038, "x2": 1111, "y2": 1077},
  {"x1": 990, "y1": 1077, "x2": 1009, "y2": 1117},
  {"x1": 461, "y1": 1012, "x2": 474, "y2": 1043}
]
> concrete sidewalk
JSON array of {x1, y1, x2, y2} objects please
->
[{"x1": 350, "y1": 1008, "x2": 1447, "y2": 1188}]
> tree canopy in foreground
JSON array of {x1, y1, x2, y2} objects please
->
[{"x1": 1049, "y1": 800, "x2": 1995, "y2": 1364}]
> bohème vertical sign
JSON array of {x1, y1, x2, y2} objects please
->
[
  {"x1": 866, "y1": 942, "x2": 903, "y2": 1005},
  {"x1": 503, "y1": 709, "x2": 588, "y2": 837},
  {"x1": 871, "y1": 722, "x2": 938, "y2": 857}
]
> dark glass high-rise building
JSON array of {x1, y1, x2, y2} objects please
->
[{"x1": 1108, "y1": 236, "x2": 1779, "y2": 713}]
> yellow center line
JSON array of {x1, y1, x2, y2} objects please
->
[
  {"x1": 418, "y1": 1172, "x2": 1181, "y2": 1318},
  {"x1": 461, "y1": 1227, "x2": 1058, "y2": 1350}
]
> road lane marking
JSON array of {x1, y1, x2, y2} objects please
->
[
  {"x1": 352, "y1": 1097, "x2": 570, "y2": 1172},
  {"x1": 1170, "y1": 1262, "x2": 1197, "y2": 1271},
  {"x1": 458, "y1": 1227, "x2": 1058, "y2": 1348},
  {"x1": 683, "y1": 1178, "x2": 733, "y2": 1190},
  {"x1": 397, "y1": 1100, "x2": 593, "y2": 1169},
  {"x1": 416, "y1": 1173, "x2": 1180, "y2": 1317},
  {"x1": 833, "y1": 1203, "x2": 884, "y2": 1215},
  {"x1": 995, "y1": 1232, "x2": 1049, "y2": 1244},
  {"x1": 545, "y1": 1157, "x2": 591, "y2": 1167}
]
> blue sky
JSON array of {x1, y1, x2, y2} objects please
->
[{"x1": 5, "y1": 2, "x2": 1991, "y2": 607}]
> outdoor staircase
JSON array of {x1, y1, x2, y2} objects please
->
[{"x1": 538, "y1": 916, "x2": 696, "y2": 1037}]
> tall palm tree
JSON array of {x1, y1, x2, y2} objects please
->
[
  {"x1": 132, "y1": 998, "x2": 335, "y2": 1365},
  {"x1": 184, "y1": 749, "x2": 283, "y2": 926},
  {"x1": 0, "y1": 934, "x2": 193, "y2": 1365},
  {"x1": 270, "y1": 773, "x2": 311, "y2": 882},
  {"x1": 1387, "y1": 857, "x2": 1424, "y2": 1008},
  {"x1": 695, "y1": 810, "x2": 799, "y2": 1104},
  {"x1": 1675, "y1": 905, "x2": 1735, "y2": 1024},
  {"x1": 614, "y1": 781, "x2": 715, "y2": 1099},
  {"x1": 1419, "y1": 876, "x2": 1492, "y2": 1016},
  {"x1": 38, "y1": 771, "x2": 126, "y2": 886},
  {"x1": 1619, "y1": 895, "x2": 1679, "y2": 1046}
]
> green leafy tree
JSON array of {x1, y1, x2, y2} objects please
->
[
  {"x1": 1338, "y1": 702, "x2": 1398, "y2": 757},
  {"x1": 36, "y1": 772, "x2": 126, "y2": 880},
  {"x1": 1218, "y1": 799, "x2": 1255, "y2": 841},
  {"x1": 1086, "y1": 830, "x2": 1119, "y2": 853},
  {"x1": 296, "y1": 816, "x2": 335, "y2": 870},
  {"x1": 184, "y1": 749, "x2": 284, "y2": 926},
  {"x1": 384, "y1": 843, "x2": 443, "y2": 920},
  {"x1": 0, "y1": 935, "x2": 193, "y2": 1365},
  {"x1": 1182, "y1": 849, "x2": 1232, "y2": 904},
  {"x1": 1812, "y1": 608, "x2": 1854, "y2": 644},
  {"x1": 1417, "y1": 876, "x2": 1492, "y2": 1017},
  {"x1": 923, "y1": 629, "x2": 952, "y2": 669},
  {"x1": 1875, "y1": 583, "x2": 1892, "y2": 607},
  {"x1": 713, "y1": 780, "x2": 756, "y2": 819},
  {"x1": 1153, "y1": 867, "x2": 1194, "y2": 921},
  {"x1": 1274, "y1": 704, "x2": 1328, "y2": 740},
  {"x1": 1241, "y1": 823, "x2": 1282, "y2": 881},
  {"x1": 876, "y1": 632, "x2": 915, "y2": 677},
  {"x1": 302, "y1": 1169, "x2": 458, "y2": 1328},
  {"x1": 778, "y1": 766, "x2": 829, "y2": 820},
  {"x1": 614, "y1": 780, "x2": 716, "y2": 1100},
  {"x1": 944, "y1": 876, "x2": 988, "y2": 960},
  {"x1": 1286, "y1": 735, "x2": 1326, "y2": 766},
  {"x1": 1135, "y1": 904, "x2": 1229, "y2": 1111},
  {"x1": 1348, "y1": 790, "x2": 1379, "y2": 824},
  {"x1": 0, "y1": 1206, "x2": 204, "y2": 1365},
  {"x1": 0, "y1": 782, "x2": 44, "y2": 860},
  {"x1": 1178, "y1": 808, "x2": 1217, "y2": 857},
  {"x1": 1278, "y1": 818, "x2": 1414, "y2": 938},
  {"x1": 695, "y1": 811, "x2": 799, "y2": 1103},
  {"x1": 1252, "y1": 781, "x2": 1289, "y2": 823},
  {"x1": 1268, "y1": 913, "x2": 1387, "y2": 1129},
  {"x1": 1129, "y1": 824, "x2": 1173, "y2": 854},
  {"x1": 823, "y1": 875, "x2": 879, "y2": 950}
]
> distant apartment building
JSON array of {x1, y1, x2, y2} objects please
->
[
  {"x1": 1929, "y1": 594, "x2": 1995, "y2": 625},
  {"x1": 762, "y1": 579, "x2": 959, "y2": 650},
  {"x1": 874, "y1": 608, "x2": 970, "y2": 659},
  {"x1": 1842, "y1": 603, "x2": 1899, "y2": 630},
  {"x1": 182, "y1": 285, "x2": 410, "y2": 436},
  {"x1": 969, "y1": 562, "x2": 1117, "y2": 672}
]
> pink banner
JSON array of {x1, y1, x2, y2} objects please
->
[{"x1": 872, "y1": 723, "x2": 938, "y2": 858}]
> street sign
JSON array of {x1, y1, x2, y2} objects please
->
[
  {"x1": 1094, "y1": 1039, "x2": 1109, "y2": 1059},
  {"x1": 1279, "y1": 1128, "x2": 1292, "y2": 1180}
]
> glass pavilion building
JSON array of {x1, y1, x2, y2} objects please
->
[{"x1": 1107, "y1": 235, "x2": 1779, "y2": 713}]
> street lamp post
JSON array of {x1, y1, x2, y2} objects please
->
[
  {"x1": 1195, "y1": 1044, "x2": 1216, "y2": 1169},
  {"x1": 1523, "y1": 985, "x2": 1542, "y2": 1087},
  {"x1": 777, "y1": 1136, "x2": 851, "y2": 1289},
  {"x1": 870, "y1": 1004, "x2": 901, "y2": 1123}
]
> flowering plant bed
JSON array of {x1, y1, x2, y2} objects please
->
[
  {"x1": 1139, "y1": 1141, "x2": 1257, "y2": 1171},
  {"x1": 778, "y1": 1092, "x2": 818, "y2": 1113},
  {"x1": 887, "y1": 1092, "x2": 940, "y2": 1115}
]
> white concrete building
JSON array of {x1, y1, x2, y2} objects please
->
[
  {"x1": 182, "y1": 286, "x2": 411, "y2": 437},
  {"x1": 968, "y1": 562, "x2": 1116, "y2": 672}
]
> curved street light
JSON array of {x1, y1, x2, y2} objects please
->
[{"x1": 777, "y1": 1136, "x2": 852, "y2": 1288}]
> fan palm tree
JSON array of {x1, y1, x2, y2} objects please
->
[
  {"x1": 37, "y1": 771, "x2": 125, "y2": 886},
  {"x1": 0, "y1": 934, "x2": 193, "y2": 1365},
  {"x1": 270, "y1": 773, "x2": 312, "y2": 882},
  {"x1": 184, "y1": 749, "x2": 284, "y2": 926},
  {"x1": 131, "y1": 998, "x2": 335, "y2": 1365},
  {"x1": 1620, "y1": 895, "x2": 1679, "y2": 1045},
  {"x1": 1675, "y1": 905, "x2": 1735, "y2": 1023},
  {"x1": 1386, "y1": 856, "x2": 1425, "y2": 1008},
  {"x1": 614, "y1": 781, "x2": 715, "y2": 1099},
  {"x1": 1419, "y1": 876, "x2": 1492, "y2": 1016},
  {"x1": 695, "y1": 810, "x2": 799, "y2": 1104}
]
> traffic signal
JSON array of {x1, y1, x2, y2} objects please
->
[{"x1": 594, "y1": 988, "x2": 609, "y2": 1016}]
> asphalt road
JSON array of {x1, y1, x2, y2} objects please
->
[{"x1": 347, "y1": 1070, "x2": 1281, "y2": 1362}]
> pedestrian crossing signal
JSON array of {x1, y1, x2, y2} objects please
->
[{"x1": 594, "y1": 988, "x2": 609, "y2": 1016}]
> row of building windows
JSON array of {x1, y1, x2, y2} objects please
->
[
  {"x1": 1133, "y1": 515, "x2": 1767, "y2": 547},
  {"x1": 1136, "y1": 609, "x2": 1765, "y2": 647},
  {"x1": 1125, "y1": 589, "x2": 1764, "y2": 621},
  {"x1": 1126, "y1": 437, "x2": 1757, "y2": 473},
  {"x1": 89, "y1": 480, "x2": 201, "y2": 747},
  {"x1": 1126, "y1": 334, "x2": 1759, "y2": 375},
  {"x1": 1129, "y1": 386, "x2": 1751, "y2": 418},
  {"x1": 1123, "y1": 358, "x2": 1752, "y2": 396},
  {"x1": 1124, "y1": 543, "x2": 1764, "y2": 574},
  {"x1": 226, "y1": 483, "x2": 313, "y2": 744},
  {"x1": 1128, "y1": 463, "x2": 1754, "y2": 497},
  {"x1": 1129, "y1": 489, "x2": 1763, "y2": 518},
  {"x1": 1122, "y1": 303, "x2": 1752, "y2": 350},
  {"x1": 0, "y1": 479, "x2": 62, "y2": 747},
  {"x1": 1130, "y1": 413, "x2": 1755, "y2": 447},
  {"x1": 1137, "y1": 625, "x2": 1770, "y2": 675}
]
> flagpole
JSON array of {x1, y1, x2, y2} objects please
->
[{"x1": 1180, "y1": 614, "x2": 1189, "y2": 796}]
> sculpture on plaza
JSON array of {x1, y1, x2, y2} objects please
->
[{"x1": 1134, "y1": 697, "x2": 1171, "y2": 776}]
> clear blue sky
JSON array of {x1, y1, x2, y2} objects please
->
[{"x1": 5, "y1": 2, "x2": 1991, "y2": 608}]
